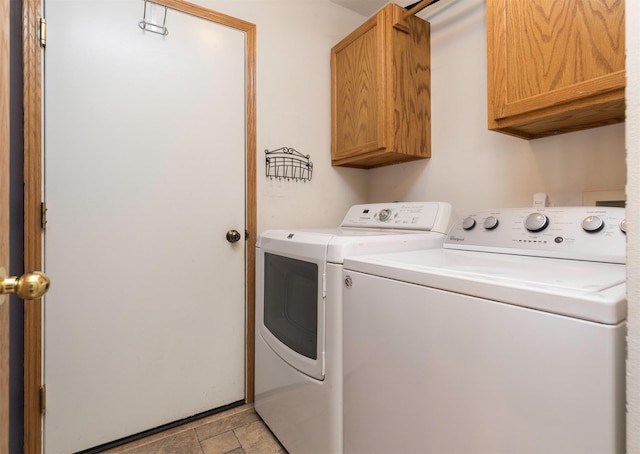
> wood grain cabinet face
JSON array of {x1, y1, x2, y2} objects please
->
[
  {"x1": 487, "y1": 0, "x2": 625, "y2": 139},
  {"x1": 331, "y1": 3, "x2": 431, "y2": 168}
]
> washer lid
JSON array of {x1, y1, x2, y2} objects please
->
[{"x1": 344, "y1": 249, "x2": 626, "y2": 324}]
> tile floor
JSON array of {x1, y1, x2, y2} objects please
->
[{"x1": 103, "y1": 404, "x2": 287, "y2": 454}]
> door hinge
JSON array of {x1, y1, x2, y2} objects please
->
[
  {"x1": 39, "y1": 385, "x2": 46, "y2": 414},
  {"x1": 41, "y1": 202, "x2": 48, "y2": 230},
  {"x1": 39, "y1": 18, "x2": 46, "y2": 48}
]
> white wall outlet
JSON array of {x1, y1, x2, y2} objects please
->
[{"x1": 533, "y1": 193, "x2": 548, "y2": 209}]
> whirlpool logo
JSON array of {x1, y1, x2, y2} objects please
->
[{"x1": 449, "y1": 235, "x2": 466, "y2": 242}]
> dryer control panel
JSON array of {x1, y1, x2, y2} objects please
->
[
  {"x1": 445, "y1": 207, "x2": 626, "y2": 264},
  {"x1": 340, "y1": 202, "x2": 453, "y2": 233}
]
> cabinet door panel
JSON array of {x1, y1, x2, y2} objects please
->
[
  {"x1": 487, "y1": 0, "x2": 625, "y2": 139},
  {"x1": 505, "y1": 1, "x2": 623, "y2": 102},
  {"x1": 332, "y1": 16, "x2": 385, "y2": 161},
  {"x1": 388, "y1": 16, "x2": 430, "y2": 160}
]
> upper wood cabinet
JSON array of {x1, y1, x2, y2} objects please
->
[
  {"x1": 331, "y1": 3, "x2": 430, "y2": 168},
  {"x1": 487, "y1": 0, "x2": 625, "y2": 139}
]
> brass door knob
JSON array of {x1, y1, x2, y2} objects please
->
[{"x1": 0, "y1": 267, "x2": 50, "y2": 305}]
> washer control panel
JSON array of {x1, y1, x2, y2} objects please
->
[
  {"x1": 340, "y1": 202, "x2": 452, "y2": 233},
  {"x1": 446, "y1": 207, "x2": 626, "y2": 264}
]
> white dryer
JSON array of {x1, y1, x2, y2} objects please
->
[
  {"x1": 255, "y1": 202, "x2": 454, "y2": 454},
  {"x1": 343, "y1": 207, "x2": 626, "y2": 454}
]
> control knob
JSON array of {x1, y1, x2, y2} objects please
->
[
  {"x1": 378, "y1": 208, "x2": 392, "y2": 222},
  {"x1": 483, "y1": 216, "x2": 499, "y2": 230},
  {"x1": 462, "y1": 217, "x2": 476, "y2": 230},
  {"x1": 620, "y1": 219, "x2": 627, "y2": 234},
  {"x1": 524, "y1": 212, "x2": 549, "y2": 232},
  {"x1": 581, "y1": 215, "x2": 604, "y2": 233}
]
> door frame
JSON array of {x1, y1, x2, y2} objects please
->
[
  {"x1": 1, "y1": 0, "x2": 11, "y2": 451},
  {"x1": 22, "y1": 1, "x2": 256, "y2": 452}
]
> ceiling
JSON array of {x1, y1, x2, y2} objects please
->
[{"x1": 329, "y1": 0, "x2": 415, "y2": 17}]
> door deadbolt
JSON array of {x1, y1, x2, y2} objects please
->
[{"x1": 226, "y1": 230, "x2": 242, "y2": 243}]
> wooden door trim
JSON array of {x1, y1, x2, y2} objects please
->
[
  {"x1": 22, "y1": 0, "x2": 43, "y2": 453},
  {"x1": 1, "y1": 0, "x2": 11, "y2": 451},
  {"x1": 22, "y1": 1, "x2": 256, "y2": 452}
]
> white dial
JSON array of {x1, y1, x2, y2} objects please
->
[
  {"x1": 581, "y1": 215, "x2": 604, "y2": 233},
  {"x1": 524, "y1": 212, "x2": 549, "y2": 232},
  {"x1": 483, "y1": 216, "x2": 499, "y2": 230},
  {"x1": 620, "y1": 219, "x2": 627, "y2": 234},
  {"x1": 378, "y1": 208, "x2": 392, "y2": 222},
  {"x1": 462, "y1": 217, "x2": 476, "y2": 230}
]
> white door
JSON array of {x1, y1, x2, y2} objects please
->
[{"x1": 43, "y1": 1, "x2": 246, "y2": 452}]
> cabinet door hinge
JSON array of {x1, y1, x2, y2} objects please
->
[
  {"x1": 41, "y1": 202, "x2": 48, "y2": 230},
  {"x1": 39, "y1": 18, "x2": 46, "y2": 48},
  {"x1": 39, "y1": 385, "x2": 46, "y2": 414}
]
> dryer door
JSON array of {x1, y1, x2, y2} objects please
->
[{"x1": 256, "y1": 232, "x2": 329, "y2": 380}]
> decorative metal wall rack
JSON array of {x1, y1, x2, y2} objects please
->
[
  {"x1": 139, "y1": 0, "x2": 169, "y2": 36},
  {"x1": 265, "y1": 147, "x2": 313, "y2": 182}
]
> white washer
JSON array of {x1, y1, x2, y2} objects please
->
[
  {"x1": 255, "y1": 202, "x2": 454, "y2": 454},
  {"x1": 343, "y1": 207, "x2": 627, "y2": 454}
]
